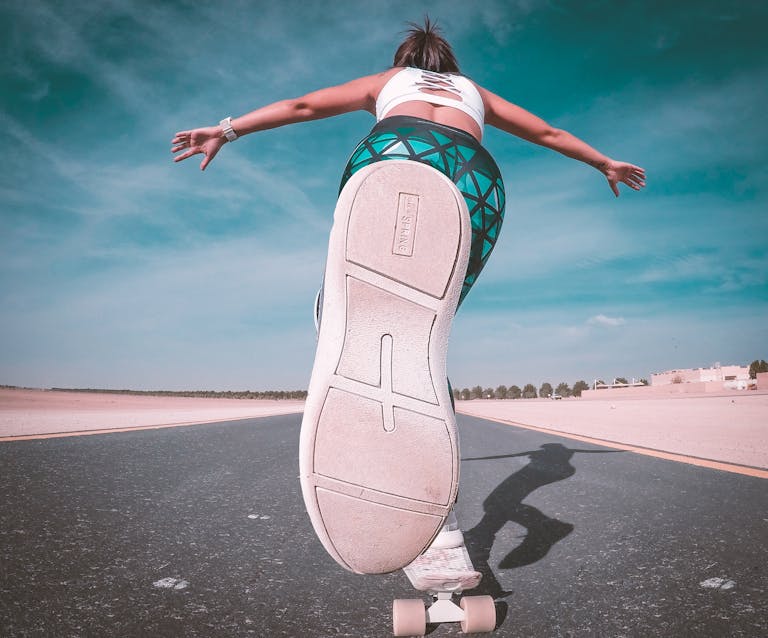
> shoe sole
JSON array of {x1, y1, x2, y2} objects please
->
[{"x1": 299, "y1": 160, "x2": 470, "y2": 574}]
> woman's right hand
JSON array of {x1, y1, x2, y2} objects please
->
[{"x1": 171, "y1": 126, "x2": 226, "y2": 171}]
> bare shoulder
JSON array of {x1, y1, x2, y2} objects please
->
[
  {"x1": 340, "y1": 68, "x2": 400, "y2": 93},
  {"x1": 472, "y1": 84, "x2": 503, "y2": 110},
  {"x1": 310, "y1": 68, "x2": 401, "y2": 115},
  {"x1": 369, "y1": 67, "x2": 403, "y2": 89}
]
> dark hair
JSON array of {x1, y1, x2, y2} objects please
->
[{"x1": 393, "y1": 17, "x2": 459, "y2": 73}]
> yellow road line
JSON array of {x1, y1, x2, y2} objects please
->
[
  {"x1": 458, "y1": 411, "x2": 768, "y2": 479},
  {"x1": 0, "y1": 414, "x2": 298, "y2": 442}
]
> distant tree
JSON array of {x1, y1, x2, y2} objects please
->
[
  {"x1": 639, "y1": 378, "x2": 649, "y2": 385},
  {"x1": 495, "y1": 385, "x2": 508, "y2": 399},
  {"x1": 508, "y1": 385, "x2": 522, "y2": 399},
  {"x1": 49, "y1": 388, "x2": 312, "y2": 400},
  {"x1": 749, "y1": 359, "x2": 768, "y2": 379},
  {"x1": 539, "y1": 382, "x2": 553, "y2": 398},
  {"x1": 471, "y1": 385, "x2": 483, "y2": 399},
  {"x1": 572, "y1": 380, "x2": 589, "y2": 397},
  {"x1": 460, "y1": 388, "x2": 471, "y2": 401},
  {"x1": 522, "y1": 383, "x2": 538, "y2": 399},
  {"x1": 555, "y1": 382, "x2": 571, "y2": 397},
  {"x1": 484, "y1": 387, "x2": 495, "y2": 399},
  {"x1": 672, "y1": 375, "x2": 683, "y2": 384},
  {"x1": 453, "y1": 388, "x2": 461, "y2": 402},
  {"x1": 615, "y1": 377, "x2": 629, "y2": 385}
]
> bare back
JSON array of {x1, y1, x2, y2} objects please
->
[{"x1": 372, "y1": 67, "x2": 484, "y2": 141}]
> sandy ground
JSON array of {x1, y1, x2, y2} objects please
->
[
  {"x1": 1, "y1": 388, "x2": 766, "y2": 471},
  {"x1": 0, "y1": 388, "x2": 304, "y2": 438},
  {"x1": 457, "y1": 394, "x2": 768, "y2": 470}
]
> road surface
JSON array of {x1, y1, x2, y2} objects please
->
[{"x1": 1, "y1": 414, "x2": 765, "y2": 636}]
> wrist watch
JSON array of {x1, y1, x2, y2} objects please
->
[{"x1": 219, "y1": 117, "x2": 238, "y2": 142}]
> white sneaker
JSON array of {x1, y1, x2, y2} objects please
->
[
  {"x1": 403, "y1": 511, "x2": 482, "y2": 592},
  {"x1": 299, "y1": 161, "x2": 470, "y2": 574}
]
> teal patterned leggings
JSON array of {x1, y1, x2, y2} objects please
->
[{"x1": 340, "y1": 116, "x2": 506, "y2": 306}]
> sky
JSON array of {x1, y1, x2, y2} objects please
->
[{"x1": 1, "y1": 0, "x2": 766, "y2": 392}]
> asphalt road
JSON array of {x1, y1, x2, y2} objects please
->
[{"x1": 1, "y1": 414, "x2": 766, "y2": 637}]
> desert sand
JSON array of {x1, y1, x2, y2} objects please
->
[
  {"x1": 1, "y1": 388, "x2": 766, "y2": 473},
  {"x1": 457, "y1": 394, "x2": 768, "y2": 471},
  {"x1": 0, "y1": 388, "x2": 304, "y2": 438}
]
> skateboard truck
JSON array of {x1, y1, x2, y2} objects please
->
[
  {"x1": 393, "y1": 518, "x2": 496, "y2": 635},
  {"x1": 393, "y1": 590, "x2": 496, "y2": 636}
]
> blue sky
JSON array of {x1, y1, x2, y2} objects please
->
[{"x1": 2, "y1": 0, "x2": 766, "y2": 391}]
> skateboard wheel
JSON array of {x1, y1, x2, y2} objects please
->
[
  {"x1": 393, "y1": 598, "x2": 427, "y2": 636},
  {"x1": 459, "y1": 595, "x2": 496, "y2": 633}
]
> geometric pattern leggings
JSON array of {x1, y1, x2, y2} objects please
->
[{"x1": 340, "y1": 115, "x2": 506, "y2": 307}]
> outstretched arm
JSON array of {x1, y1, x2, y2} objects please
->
[
  {"x1": 171, "y1": 73, "x2": 385, "y2": 170},
  {"x1": 479, "y1": 87, "x2": 645, "y2": 197}
]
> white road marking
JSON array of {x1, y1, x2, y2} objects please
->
[
  {"x1": 699, "y1": 577, "x2": 736, "y2": 590},
  {"x1": 153, "y1": 577, "x2": 189, "y2": 590}
]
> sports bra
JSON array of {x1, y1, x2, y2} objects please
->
[{"x1": 375, "y1": 67, "x2": 485, "y2": 137}]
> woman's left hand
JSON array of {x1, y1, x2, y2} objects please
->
[
  {"x1": 604, "y1": 161, "x2": 646, "y2": 197},
  {"x1": 171, "y1": 126, "x2": 226, "y2": 171}
]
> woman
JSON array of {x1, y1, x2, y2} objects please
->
[
  {"x1": 172, "y1": 21, "x2": 645, "y2": 580},
  {"x1": 172, "y1": 22, "x2": 644, "y2": 303}
]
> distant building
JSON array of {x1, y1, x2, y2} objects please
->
[
  {"x1": 592, "y1": 379, "x2": 646, "y2": 390},
  {"x1": 580, "y1": 363, "x2": 756, "y2": 399},
  {"x1": 651, "y1": 364, "x2": 750, "y2": 390}
]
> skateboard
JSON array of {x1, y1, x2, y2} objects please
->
[
  {"x1": 393, "y1": 514, "x2": 496, "y2": 636},
  {"x1": 299, "y1": 160, "x2": 471, "y2": 574}
]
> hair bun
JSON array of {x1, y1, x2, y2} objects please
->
[{"x1": 393, "y1": 16, "x2": 459, "y2": 73}]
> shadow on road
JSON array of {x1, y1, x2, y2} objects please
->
[{"x1": 461, "y1": 443, "x2": 621, "y2": 599}]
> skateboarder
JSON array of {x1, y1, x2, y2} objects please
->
[
  {"x1": 171, "y1": 20, "x2": 645, "y2": 308},
  {"x1": 172, "y1": 19, "x2": 645, "y2": 632}
]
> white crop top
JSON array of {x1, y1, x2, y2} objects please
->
[{"x1": 376, "y1": 67, "x2": 485, "y2": 137}]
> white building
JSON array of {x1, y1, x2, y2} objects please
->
[{"x1": 651, "y1": 364, "x2": 751, "y2": 390}]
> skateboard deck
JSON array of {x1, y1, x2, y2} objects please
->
[
  {"x1": 394, "y1": 519, "x2": 496, "y2": 636},
  {"x1": 299, "y1": 161, "x2": 470, "y2": 575}
]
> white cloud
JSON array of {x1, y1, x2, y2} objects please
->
[
  {"x1": 473, "y1": 0, "x2": 544, "y2": 45},
  {"x1": 584, "y1": 67, "x2": 768, "y2": 169},
  {"x1": 3, "y1": 2, "x2": 160, "y2": 114},
  {"x1": 587, "y1": 314, "x2": 626, "y2": 328},
  {"x1": 448, "y1": 301, "x2": 766, "y2": 390},
  {"x1": 630, "y1": 250, "x2": 767, "y2": 294},
  {"x1": 0, "y1": 233, "x2": 327, "y2": 389}
]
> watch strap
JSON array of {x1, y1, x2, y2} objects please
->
[{"x1": 219, "y1": 117, "x2": 238, "y2": 142}]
